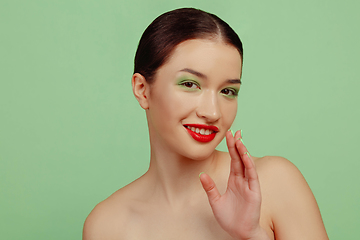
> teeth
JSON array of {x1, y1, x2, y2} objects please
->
[{"x1": 185, "y1": 126, "x2": 214, "y2": 135}]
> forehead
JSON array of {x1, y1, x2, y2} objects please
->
[{"x1": 156, "y1": 39, "x2": 242, "y2": 80}]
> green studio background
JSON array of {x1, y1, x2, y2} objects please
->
[{"x1": 1, "y1": 0, "x2": 359, "y2": 239}]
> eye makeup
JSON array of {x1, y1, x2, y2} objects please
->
[
  {"x1": 176, "y1": 77, "x2": 201, "y2": 91},
  {"x1": 176, "y1": 76, "x2": 240, "y2": 98},
  {"x1": 221, "y1": 87, "x2": 239, "y2": 99}
]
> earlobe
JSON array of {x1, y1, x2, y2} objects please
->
[{"x1": 132, "y1": 73, "x2": 149, "y2": 109}]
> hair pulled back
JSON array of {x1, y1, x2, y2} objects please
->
[{"x1": 134, "y1": 8, "x2": 243, "y2": 84}]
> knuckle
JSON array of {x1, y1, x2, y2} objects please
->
[{"x1": 206, "y1": 183, "x2": 216, "y2": 192}]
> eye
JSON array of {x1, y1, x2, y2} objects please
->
[
  {"x1": 181, "y1": 81, "x2": 200, "y2": 89},
  {"x1": 221, "y1": 88, "x2": 238, "y2": 97}
]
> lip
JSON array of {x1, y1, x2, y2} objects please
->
[{"x1": 183, "y1": 124, "x2": 219, "y2": 143}]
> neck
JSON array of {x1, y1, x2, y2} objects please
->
[{"x1": 144, "y1": 139, "x2": 220, "y2": 208}]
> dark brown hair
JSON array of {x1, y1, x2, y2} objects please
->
[{"x1": 134, "y1": 8, "x2": 243, "y2": 83}]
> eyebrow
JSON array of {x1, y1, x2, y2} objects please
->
[{"x1": 179, "y1": 68, "x2": 241, "y2": 84}]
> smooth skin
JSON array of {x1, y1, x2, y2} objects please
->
[{"x1": 83, "y1": 39, "x2": 328, "y2": 240}]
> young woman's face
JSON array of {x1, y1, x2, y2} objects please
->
[{"x1": 146, "y1": 39, "x2": 242, "y2": 160}]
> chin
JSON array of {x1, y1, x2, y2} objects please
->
[
  {"x1": 187, "y1": 152, "x2": 214, "y2": 161},
  {"x1": 180, "y1": 140, "x2": 222, "y2": 161}
]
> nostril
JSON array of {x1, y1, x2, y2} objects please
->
[
  {"x1": 195, "y1": 93, "x2": 221, "y2": 121},
  {"x1": 196, "y1": 109, "x2": 221, "y2": 122}
]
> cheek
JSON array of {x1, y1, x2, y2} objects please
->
[
  {"x1": 168, "y1": 91, "x2": 198, "y2": 116},
  {"x1": 221, "y1": 100, "x2": 238, "y2": 125},
  {"x1": 151, "y1": 89, "x2": 195, "y2": 123}
]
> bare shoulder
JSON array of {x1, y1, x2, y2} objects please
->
[
  {"x1": 254, "y1": 156, "x2": 306, "y2": 185},
  {"x1": 253, "y1": 156, "x2": 317, "y2": 204},
  {"x1": 253, "y1": 156, "x2": 329, "y2": 240},
  {"x1": 253, "y1": 155, "x2": 316, "y2": 209},
  {"x1": 253, "y1": 156, "x2": 315, "y2": 208},
  {"x1": 82, "y1": 180, "x2": 143, "y2": 240},
  {"x1": 82, "y1": 191, "x2": 127, "y2": 240},
  {"x1": 254, "y1": 155, "x2": 297, "y2": 171}
]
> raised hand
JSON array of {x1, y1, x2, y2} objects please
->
[{"x1": 199, "y1": 130, "x2": 269, "y2": 240}]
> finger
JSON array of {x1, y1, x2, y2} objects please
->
[
  {"x1": 234, "y1": 129, "x2": 242, "y2": 141},
  {"x1": 234, "y1": 130, "x2": 246, "y2": 155},
  {"x1": 235, "y1": 141, "x2": 260, "y2": 192},
  {"x1": 234, "y1": 132, "x2": 255, "y2": 166},
  {"x1": 199, "y1": 172, "x2": 221, "y2": 204},
  {"x1": 226, "y1": 130, "x2": 244, "y2": 177}
]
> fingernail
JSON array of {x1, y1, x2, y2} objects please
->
[
  {"x1": 236, "y1": 132, "x2": 244, "y2": 144},
  {"x1": 199, "y1": 172, "x2": 204, "y2": 178}
]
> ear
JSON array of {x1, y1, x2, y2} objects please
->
[{"x1": 132, "y1": 73, "x2": 150, "y2": 110}]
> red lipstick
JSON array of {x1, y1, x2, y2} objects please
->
[{"x1": 184, "y1": 124, "x2": 219, "y2": 143}]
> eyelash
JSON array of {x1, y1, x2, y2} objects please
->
[
  {"x1": 179, "y1": 80, "x2": 238, "y2": 98},
  {"x1": 180, "y1": 80, "x2": 200, "y2": 89},
  {"x1": 221, "y1": 88, "x2": 238, "y2": 97}
]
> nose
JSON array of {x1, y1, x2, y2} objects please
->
[{"x1": 196, "y1": 90, "x2": 221, "y2": 122}]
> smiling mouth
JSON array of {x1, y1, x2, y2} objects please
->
[
  {"x1": 185, "y1": 126, "x2": 214, "y2": 135},
  {"x1": 183, "y1": 124, "x2": 219, "y2": 143}
]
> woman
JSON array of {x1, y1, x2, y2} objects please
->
[{"x1": 83, "y1": 8, "x2": 328, "y2": 240}]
